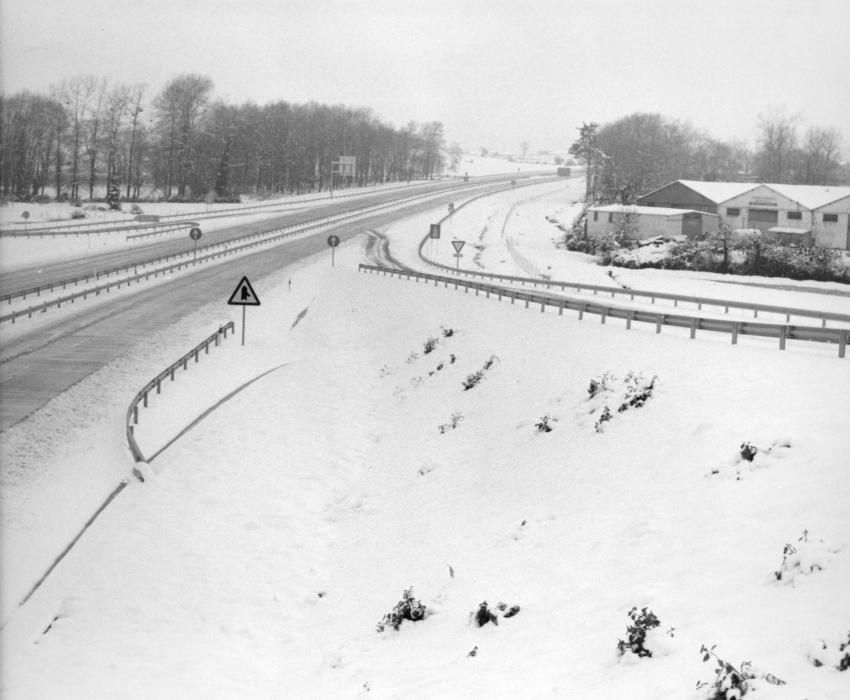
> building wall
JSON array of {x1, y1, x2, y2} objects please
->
[
  {"x1": 587, "y1": 210, "x2": 719, "y2": 240},
  {"x1": 813, "y1": 195, "x2": 850, "y2": 249},
  {"x1": 720, "y1": 184, "x2": 812, "y2": 235},
  {"x1": 636, "y1": 182, "x2": 719, "y2": 213}
]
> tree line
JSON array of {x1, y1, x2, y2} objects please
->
[
  {"x1": 1, "y1": 74, "x2": 447, "y2": 204},
  {"x1": 570, "y1": 110, "x2": 846, "y2": 205}
]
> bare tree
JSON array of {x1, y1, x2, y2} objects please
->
[
  {"x1": 83, "y1": 78, "x2": 108, "y2": 199},
  {"x1": 802, "y1": 126, "x2": 842, "y2": 185},
  {"x1": 124, "y1": 84, "x2": 146, "y2": 199},
  {"x1": 754, "y1": 108, "x2": 800, "y2": 183}
]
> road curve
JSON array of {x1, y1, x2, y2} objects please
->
[{"x1": 0, "y1": 187, "x2": 504, "y2": 433}]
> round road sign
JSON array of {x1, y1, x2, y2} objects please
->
[
  {"x1": 448, "y1": 202, "x2": 455, "y2": 214},
  {"x1": 189, "y1": 227, "x2": 202, "y2": 241},
  {"x1": 22, "y1": 211, "x2": 30, "y2": 220},
  {"x1": 327, "y1": 234, "x2": 340, "y2": 247}
]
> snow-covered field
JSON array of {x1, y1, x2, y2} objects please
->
[{"x1": 1, "y1": 183, "x2": 848, "y2": 698}]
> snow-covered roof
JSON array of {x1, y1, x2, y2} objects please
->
[
  {"x1": 589, "y1": 204, "x2": 718, "y2": 217},
  {"x1": 675, "y1": 180, "x2": 760, "y2": 203},
  {"x1": 769, "y1": 226, "x2": 811, "y2": 235},
  {"x1": 762, "y1": 183, "x2": 850, "y2": 210}
]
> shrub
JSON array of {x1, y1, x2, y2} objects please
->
[
  {"x1": 619, "y1": 372, "x2": 656, "y2": 412},
  {"x1": 774, "y1": 529, "x2": 828, "y2": 582},
  {"x1": 130, "y1": 203, "x2": 144, "y2": 215},
  {"x1": 594, "y1": 406, "x2": 612, "y2": 432},
  {"x1": 376, "y1": 587, "x2": 427, "y2": 632},
  {"x1": 473, "y1": 601, "x2": 520, "y2": 627},
  {"x1": 423, "y1": 336, "x2": 438, "y2": 354},
  {"x1": 71, "y1": 209, "x2": 86, "y2": 219},
  {"x1": 696, "y1": 645, "x2": 785, "y2": 699},
  {"x1": 811, "y1": 630, "x2": 850, "y2": 671},
  {"x1": 462, "y1": 369, "x2": 485, "y2": 391},
  {"x1": 535, "y1": 415, "x2": 554, "y2": 433},
  {"x1": 739, "y1": 442, "x2": 757, "y2": 462},
  {"x1": 588, "y1": 372, "x2": 614, "y2": 399},
  {"x1": 438, "y1": 412, "x2": 464, "y2": 434},
  {"x1": 617, "y1": 607, "x2": 660, "y2": 658},
  {"x1": 442, "y1": 327, "x2": 455, "y2": 338}
]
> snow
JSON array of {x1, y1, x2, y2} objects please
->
[{"x1": 2, "y1": 183, "x2": 849, "y2": 698}]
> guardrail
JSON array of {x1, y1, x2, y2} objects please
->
[
  {"x1": 1, "y1": 176, "x2": 542, "y2": 315},
  {"x1": 0, "y1": 219, "x2": 199, "y2": 238},
  {"x1": 125, "y1": 321, "x2": 236, "y2": 463},
  {"x1": 358, "y1": 264, "x2": 848, "y2": 358},
  {"x1": 0, "y1": 172, "x2": 552, "y2": 236},
  {"x1": 417, "y1": 232, "x2": 850, "y2": 330}
]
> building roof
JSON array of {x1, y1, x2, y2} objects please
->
[
  {"x1": 589, "y1": 204, "x2": 718, "y2": 217},
  {"x1": 769, "y1": 226, "x2": 811, "y2": 235},
  {"x1": 762, "y1": 183, "x2": 850, "y2": 210},
  {"x1": 675, "y1": 180, "x2": 761, "y2": 203}
]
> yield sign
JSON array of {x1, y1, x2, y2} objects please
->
[
  {"x1": 451, "y1": 240, "x2": 465, "y2": 254},
  {"x1": 227, "y1": 276, "x2": 261, "y2": 306}
]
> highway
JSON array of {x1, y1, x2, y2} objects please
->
[
  {"x1": 0, "y1": 176, "x2": 536, "y2": 297},
  {"x1": 0, "y1": 181, "x2": 525, "y2": 432}
]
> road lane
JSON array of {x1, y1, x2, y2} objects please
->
[{"x1": 0, "y1": 187, "x2": 498, "y2": 432}]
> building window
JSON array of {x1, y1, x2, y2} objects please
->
[
  {"x1": 726, "y1": 207, "x2": 740, "y2": 216},
  {"x1": 823, "y1": 213, "x2": 838, "y2": 223},
  {"x1": 787, "y1": 211, "x2": 802, "y2": 220},
  {"x1": 593, "y1": 211, "x2": 598, "y2": 222}
]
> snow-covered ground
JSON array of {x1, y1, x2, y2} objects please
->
[{"x1": 1, "y1": 183, "x2": 848, "y2": 698}]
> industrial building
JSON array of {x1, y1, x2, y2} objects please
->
[
  {"x1": 586, "y1": 204, "x2": 720, "y2": 240},
  {"x1": 637, "y1": 180, "x2": 850, "y2": 249}
]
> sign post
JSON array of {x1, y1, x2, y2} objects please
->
[
  {"x1": 327, "y1": 234, "x2": 340, "y2": 266},
  {"x1": 227, "y1": 276, "x2": 261, "y2": 346},
  {"x1": 451, "y1": 239, "x2": 465, "y2": 274},
  {"x1": 189, "y1": 227, "x2": 202, "y2": 261}
]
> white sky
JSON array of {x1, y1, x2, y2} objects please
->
[{"x1": 2, "y1": 0, "x2": 849, "y2": 153}]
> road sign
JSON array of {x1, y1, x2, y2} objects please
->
[
  {"x1": 189, "y1": 227, "x2": 202, "y2": 241},
  {"x1": 429, "y1": 224, "x2": 441, "y2": 239},
  {"x1": 228, "y1": 276, "x2": 261, "y2": 306},
  {"x1": 22, "y1": 211, "x2": 30, "y2": 220},
  {"x1": 448, "y1": 202, "x2": 455, "y2": 215},
  {"x1": 327, "y1": 234, "x2": 341, "y2": 266},
  {"x1": 228, "y1": 276, "x2": 260, "y2": 346},
  {"x1": 451, "y1": 240, "x2": 465, "y2": 253}
]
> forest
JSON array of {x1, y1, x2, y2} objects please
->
[
  {"x1": 0, "y1": 74, "x2": 448, "y2": 204},
  {"x1": 570, "y1": 110, "x2": 847, "y2": 205}
]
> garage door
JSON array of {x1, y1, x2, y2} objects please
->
[{"x1": 748, "y1": 208, "x2": 778, "y2": 232}]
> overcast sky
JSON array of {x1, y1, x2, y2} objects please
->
[{"x1": 2, "y1": 0, "x2": 849, "y2": 154}]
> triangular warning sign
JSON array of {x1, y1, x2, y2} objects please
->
[
  {"x1": 451, "y1": 240, "x2": 465, "y2": 253},
  {"x1": 227, "y1": 276, "x2": 261, "y2": 306}
]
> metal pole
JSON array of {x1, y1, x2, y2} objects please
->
[
  {"x1": 241, "y1": 305, "x2": 246, "y2": 346},
  {"x1": 332, "y1": 246, "x2": 335, "y2": 267}
]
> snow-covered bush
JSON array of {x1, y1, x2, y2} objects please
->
[
  {"x1": 71, "y1": 209, "x2": 86, "y2": 219},
  {"x1": 130, "y1": 203, "x2": 143, "y2": 215},
  {"x1": 438, "y1": 412, "x2": 464, "y2": 434},
  {"x1": 617, "y1": 607, "x2": 660, "y2": 658},
  {"x1": 423, "y1": 336, "x2": 439, "y2": 354},
  {"x1": 810, "y1": 630, "x2": 850, "y2": 671},
  {"x1": 472, "y1": 601, "x2": 520, "y2": 627},
  {"x1": 739, "y1": 442, "x2": 757, "y2": 462},
  {"x1": 462, "y1": 369, "x2": 484, "y2": 390},
  {"x1": 441, "y1": 327, "x2": 455, "y2": 338},
  {"x1": 773, "y1": 529, "x2": 833, "y2": 583},
  {"x1": 535, "y1": 415, "x2": 554, "y2": 433},
  {"x1": 586, "y1": 371, "x2": 657, "y2": 432},
  {"x1": 696, "y1": 645, "x2": 785, "y2": 699},
  {"x1": 462, "y1": 355, "x2": 498, "y2": 391},
  {"x1": 376, "y1": 587, "x2": 427, "y2": 632}
]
